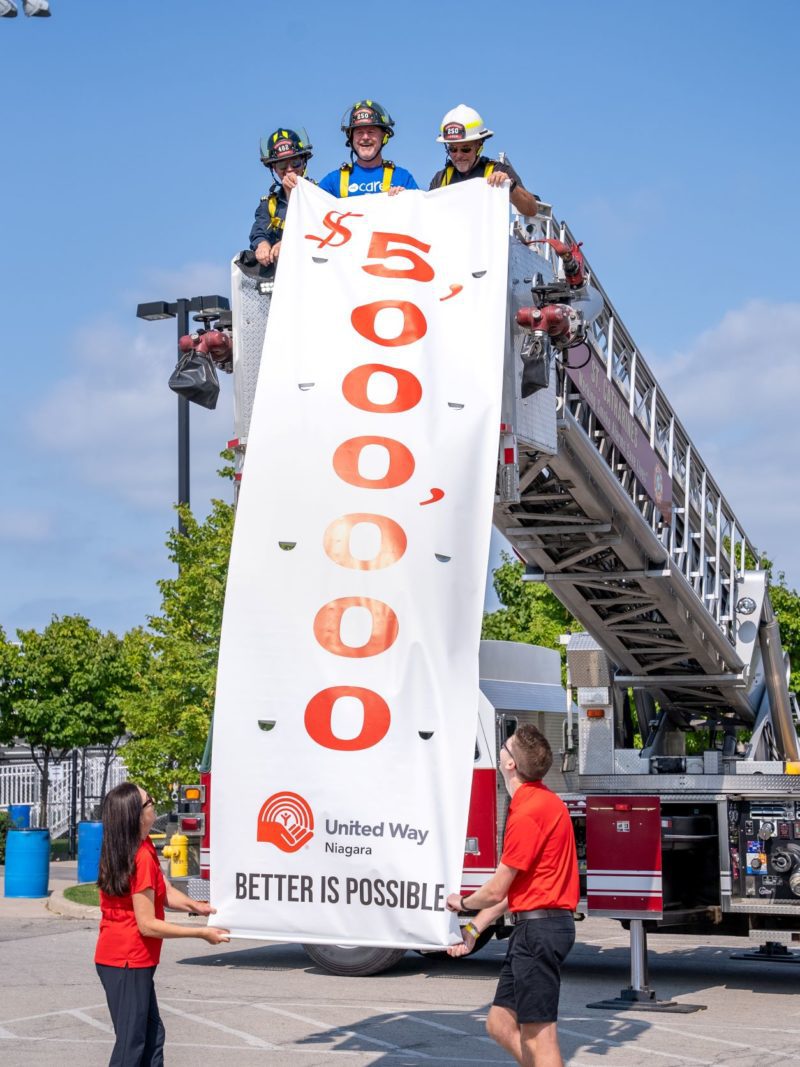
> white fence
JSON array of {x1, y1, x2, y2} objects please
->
[{"x1": 0, "y1": 752, "x2": 128, "y2": 838}]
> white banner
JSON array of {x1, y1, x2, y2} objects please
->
[{"x1": 211, "y1": 179, "x2": 508, "y2": 948}]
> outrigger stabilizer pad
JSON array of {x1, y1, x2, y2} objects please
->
[
  {"x1": 587, "y1": 987, "x2": 706, "y2": 1014},
  {"x1": 587, "y1": 919, "x2": 706, "y2": 1013},
  {"x1": 730, "y1": 941, "x2": 800, "y2": 964}
]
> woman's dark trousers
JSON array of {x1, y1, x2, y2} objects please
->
[{"x1": 96, "y1": 964, "x2": 165, "y2": 1066}]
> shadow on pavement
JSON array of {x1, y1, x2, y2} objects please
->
[{"x1": 179, "y1": 933, "x2": 800, "y2": 995}]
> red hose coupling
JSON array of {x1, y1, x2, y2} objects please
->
[
  {"x1": 203, "y1": 330, "x2": 232, "y2": 356},
  {"x1": 530, "y1": 238, "x2": 586, "y2": 287},
  {"x1": 197, "y1": 329, "x2": 233, "y2": 363},
  {"x1": 516, "y1": 304, "x2": 570, "y2": 337}
]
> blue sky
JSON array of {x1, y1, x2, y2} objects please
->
[{"x1": 1, "y1": 0, "x2": 799, "y2": 637}]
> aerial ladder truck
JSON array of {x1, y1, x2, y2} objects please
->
[
  {"x1": 177, "y1": 194, "x2": 800, "y2": 988},
  {"x1": 495, "y1": 204, "x2": 800, "y2": 1008}
]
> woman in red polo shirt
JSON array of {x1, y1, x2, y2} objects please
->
[{"x1": 95, "y1": 781, "x2": 229, "y2": 1066}]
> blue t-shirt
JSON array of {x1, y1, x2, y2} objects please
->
[{"x1": 319, "y1": 161, "x2": 418, "y2": 198}]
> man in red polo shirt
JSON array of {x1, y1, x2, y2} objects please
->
[{"x1": 447, "y1": 724, "x2": 578, "y2": 1067}]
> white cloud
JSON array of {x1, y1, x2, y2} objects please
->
[
  {"x1": 0, "y1": 508, "x2": 54, "y2": 544},
  {"x1": 28, "y1": 309, "x2": 233, "y2": 512},
  {"x1": 649, "y1": 300, "x2": 800, "y2": 586}
]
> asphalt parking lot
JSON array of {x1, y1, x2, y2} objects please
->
[{"x1": 3, "y1": 905, "x2": 800, "y2": 1067}]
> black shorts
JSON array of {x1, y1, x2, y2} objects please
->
[{"x1": 492, "y1": 913, "x2": 575, "y2": 1024}]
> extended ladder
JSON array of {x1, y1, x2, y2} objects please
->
[{"x1": 497, "y1": 206, "x2": 794, "y2": 750}]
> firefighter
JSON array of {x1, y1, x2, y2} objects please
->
[
  {"x1": 319, "y1": 100, "x2": 418, "y2": 198},
  {"x1": 447, "y1": 725, "x2": 578, "y2": 1067},
  {"x1": 249, "y1": 127, "x2": 314, "y2": 267},
  {"x1": 429, "y1": 105, "x2": 539, "y2": 217}
]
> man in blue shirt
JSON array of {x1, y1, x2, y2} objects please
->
[{"x1": 319, "y1": 100, "x2": 418, "y2": 198}]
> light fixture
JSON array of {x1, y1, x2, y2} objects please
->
[{"x1": 136, "y1": 301, "x2": 176, "y2": 321}]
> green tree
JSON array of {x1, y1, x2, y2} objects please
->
[
  {"x1": 770, "y1": 570, "x2": 800, "y2": 693},
  {"x1": 0, "y1": 625, "x2": 13, "y2": 744},
  {"x1": 482, "y1": 552, "x2": 577, "y2": 660},
  {"x1": 120, "y1": 496, "x2": 234, "y2": 802},
  {"x1": 0, "y1": 616, "x2": 133, "y2": 825}
]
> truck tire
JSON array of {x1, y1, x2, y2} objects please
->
[{"x1": 303, "y1": 943, "x2": 406, "y2": 977}]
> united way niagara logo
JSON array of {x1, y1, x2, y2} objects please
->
[{"x1": 257, "y1": 791, "x2": 314, "y2": 852}]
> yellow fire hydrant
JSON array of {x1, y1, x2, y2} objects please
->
[{"x1": 162, "y1": 833, "x2": 189, "y2": 878}]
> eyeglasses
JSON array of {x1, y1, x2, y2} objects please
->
[
  {"x1": 142, "y1": 794, "x2": 154, "y2": 810},
  {"x1": 275, "y1": 158, "x2": 306, "y2": 172},
  {"x1": 500, "y1": 740, "x2": 514, "y2": 760},
  {"x1": 448, "y1": 145, "x2": 477, "y2": 155}
]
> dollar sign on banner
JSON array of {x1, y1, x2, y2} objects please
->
[{"x1": 305, "y1": 211, "x2": 365, "y2": 250}]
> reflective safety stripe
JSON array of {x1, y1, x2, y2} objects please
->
[
  {"x1": 340, "y1": 162, "x2": 395, "y2": 197},
  {"x1": 441, "y1": 160, "x2": 495, "y2": 187},
  {"x1": 267, "y1": 193, "x2": 284, "y2": 232}
]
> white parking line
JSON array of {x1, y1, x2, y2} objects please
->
[
  {"x1": 252, "y1": 1004, "x2": 507, "y2": 1063},
  {"x1": 703, "y1": 1024, "x2": 800, "y2": 1034},
  {"x1": 66, "y1": 1009, "x2": 114, "y2": 1035},
  {"x1": 23, "y1": 996, "x2": 783, "y2": 1066},
  {"x1": 252, "y1": 1003, "x2": 433, "y2": 1059},
  {"x1": 0, "y1": 999, "x2": 503, "y2": 1062},
  {"x1": 372, "y1": 1011, "x2": 495, "y2": 1045},
  {"x1": 613, "y1": 1017, "x2": 800, "y2": 1063},
  {"x1": 577, "y1": 935, "x2": 633, "y2": 946},
  {"x1": 559, "y1": 1025, "x2": 715, "y2": 1065},
  {"x1": 0, "y1": 1037, "x2": 111, "y2": 1045},
  {"x1": 0, "y1": 1035, "x2": 407, "y2": 1054},
  {"x1": 0, "y1": 1003, "x2": 108, "y2": 1026},
  {"x1": 160, "y1": 1002, "x2": 278, "y2": 1049}
]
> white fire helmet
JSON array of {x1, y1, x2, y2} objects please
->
[{"x1": 436, "y1": 104, "x2": 494, "y2": 144}]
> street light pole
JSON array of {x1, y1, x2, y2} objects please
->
[
  {"x1": 136, "y1": 294, "x2": 229, "y2": 539},
  {"x1": 175, "y1": 299, "x2": 191, "y2": 535}
]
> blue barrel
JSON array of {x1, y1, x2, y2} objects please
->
[
  {"x1": 3, "y1": 829, "x2": 50, "y2": 898},
  {"x1": 77, "y1": 821, "x2": 103, "y2": 884},
  {"x1": 8, "y1": 804, "x2": 32, "y2": 829}
]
